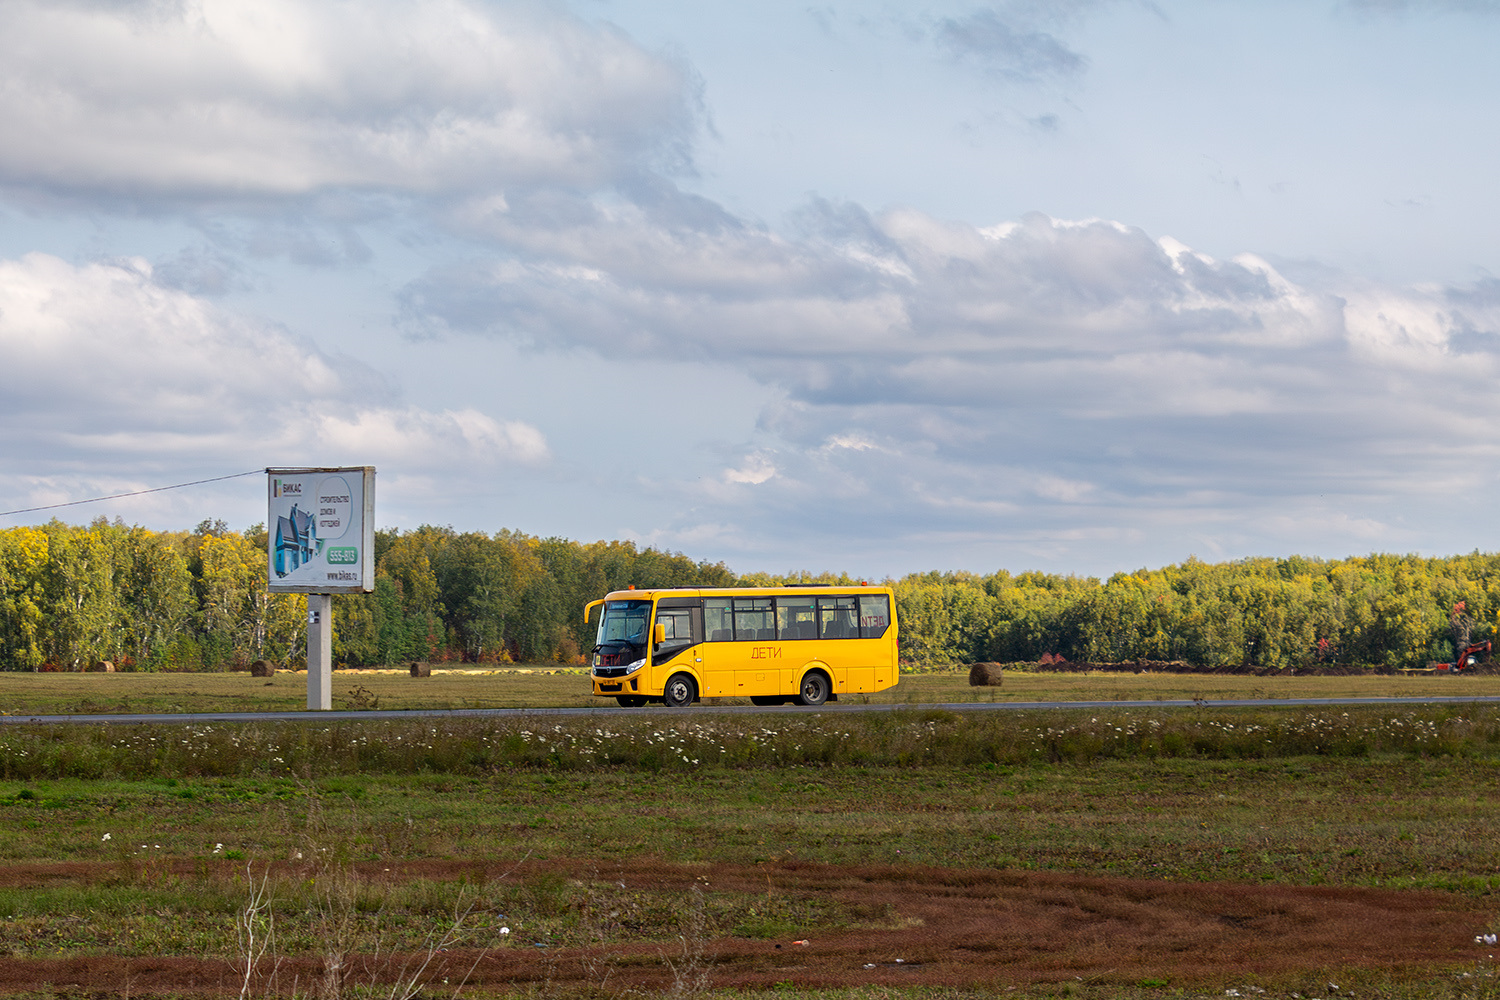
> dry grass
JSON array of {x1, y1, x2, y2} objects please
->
[
  {"x1": 2, "y1": 666, "x2": 1497, "y2": 717},
  {"x1": 0, "y1": 666, "x2": 596, "y2": 715},
  {"x1": 898, "y1": 668, "x2": 1500, "y2": 703}
]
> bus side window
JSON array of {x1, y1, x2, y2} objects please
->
[
  {"x1": 776, "y1": 599, "x2": 814, "y2": 640},
  {"x1": 733, "y1": 598, "x2": 772, "y2": 641},
  {"x1": 655, "y1": 608, "x2": 693, "y2": 646},
  {"x1": 859, "y1": 595, "x2": 891, "y2": 638},
  {"x1": 705, "y1": 599, "x2": 731, "y2": 641},
  {"x1": 655, "y1": 597, "x2": 704, "y2": 650},
  {"x1": 817, "y1": 596, "x2": 858, "y2": 639}
]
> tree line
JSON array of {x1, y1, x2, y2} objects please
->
[{"x1": 0, "y1": 518, "x2": 1494, "y2": 671}]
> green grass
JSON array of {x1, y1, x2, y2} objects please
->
[
  {"x1": 8, "y1": 747, "x2": 1499, "y2": 891},
  {"x1": 0, "y1": 703, "x2": 1495, "y2": 782},
  {"x1": 1, "y1": 706, "x2": 1499, "y2": 892}
]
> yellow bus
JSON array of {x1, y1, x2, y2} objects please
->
[{"x1": 584, "y1": 585, "x2": 899, "y2": 707}]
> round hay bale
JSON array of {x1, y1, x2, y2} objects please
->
[
  {"x1": 410, "y1": 661, "x2": 432, "y2": 678},
  {"x1": 968, "y1": 662, "x2": 1004, "y2": 686},
  {"x1": 250, "y1": 660, "x2": 275, "y2": 677},
  {"x1": 85, "y1": 660, "x2": 115, "y2": 673}
]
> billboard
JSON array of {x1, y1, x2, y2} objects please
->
[{"x1": 266, "y1": 467, "x2": 375, "y2": 594}]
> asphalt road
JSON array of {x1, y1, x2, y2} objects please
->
[{"x1": 5, "y1": 694, "x2": 1500, "y2": 725}]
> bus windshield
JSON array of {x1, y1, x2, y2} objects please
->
[{"x1": 596, "y1": 600, "x2": 652, "y2": 648}]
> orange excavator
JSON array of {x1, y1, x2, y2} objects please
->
[{"x1": 1432, "y1": 640, "x2": 1492, "y2": 673}]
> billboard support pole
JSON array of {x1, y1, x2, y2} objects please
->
[{"x1": 307, "y1": 594, "x2": 333, "y2": 711}]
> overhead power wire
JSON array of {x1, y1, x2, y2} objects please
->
[{"x1": 0, "y1": 469, "x2": 265, "y2": 518}]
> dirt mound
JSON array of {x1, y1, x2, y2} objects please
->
[{"x1": 0, "y1": 859, "x2": 1485, "y2": 994}]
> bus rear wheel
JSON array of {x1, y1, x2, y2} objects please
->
[
  {"x1": 662, "y1": 673, "x2": 697, "y2": 708},
  {"x1": 797, "y1": 671, "x2": 829, "y2": 707},
  {"x1": 749, "y1": 695, "x2": 785, "y2": 707},
  {"x1": 616, "y1": 695, "x2": 647, "y2": 707}
]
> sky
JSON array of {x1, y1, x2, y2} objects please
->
[{"x1": 2, "y1": 0, "x2": 1499, "y2": 580}]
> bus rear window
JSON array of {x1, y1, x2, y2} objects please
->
[{"x1": 859, "y1": 594, "x2": 891, "y2": 637}]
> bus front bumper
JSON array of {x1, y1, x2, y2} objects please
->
[{"x1": 591, "y1": 665, "x2": 645, "y2": 696}]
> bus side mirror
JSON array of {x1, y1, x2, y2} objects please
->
[{"x1": 653, "y1": 623, "x2": 666, "y2": 644}]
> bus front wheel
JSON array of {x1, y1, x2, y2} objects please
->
[
  {"x1": 797, "y1": 671, "x2": 830, "y2": 707},
  {"x1": 663, "y1": 673, "x2": 697, "y2": 708}
]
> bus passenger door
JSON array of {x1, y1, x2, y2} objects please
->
[
  {"x1": 697, "y1": 643, "x2": 734, "y2": 697},
  {"x1": 652, "y1": 598, "x2": 705, "y2": 693},
  {"x1": 697, "y1": 598, "x2": 733, "y2": 697}
]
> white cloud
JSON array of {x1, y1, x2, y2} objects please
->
[
  {"x1": 406, "y1": 200, "x2": 1366, "y2": 411},
  {"x1": 312, "y1": 407, "x2": 549, "y2": 465},
  {"x1": 0, "y1": 252, "x2": 546, "y2": 484},
  {"x1": 0, "y1": 0, "x2": 696, "y2": 199},
  {"x1": 722, "y1": 453, "x2": 777, "y2": 485},
  {"x1": 401, "y1": 198, "x2": 1500, "y2": 567},
  {"x1": 0, "y1": 253, "x2": 341, "y2": 431},
  {"x1": 1030, "y1": 475, "x2": 1095, "y2": 502},
  {"x1": 822, "y1": 434, "x2": 882, "y2": 453}
]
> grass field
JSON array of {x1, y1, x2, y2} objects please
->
[
  {"x1": 2, "y1": 671, "x2": 1500, "y2": 997},
  {"x1": 1, "y1": 664, "x2": 1496, "y2": 716}
]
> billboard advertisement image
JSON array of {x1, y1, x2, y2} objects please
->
[{"x1": 266, "y1": 467, "x2": 375, "y2": 594}]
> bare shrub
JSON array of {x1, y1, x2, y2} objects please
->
[
  {"x1": 664, "y1": 885, "x2": 715, "y2": 998},
  {"x1": 234, "y1": 865, "x2": 279, "y2": 1000}
]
